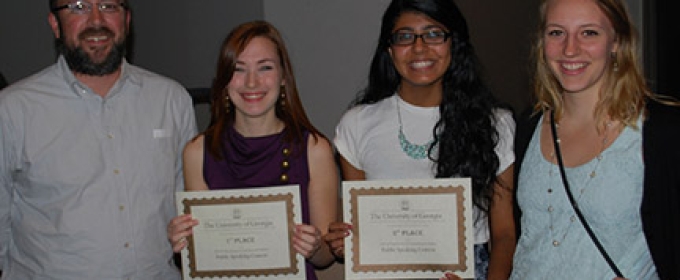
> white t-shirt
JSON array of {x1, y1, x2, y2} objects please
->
[{"x1": 334, "y1": 94, "x2": 515, "y2": 244}]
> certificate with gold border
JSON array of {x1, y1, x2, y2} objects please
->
[
  {"x1": 175, "y1": 185, "x2": 306, "y2": 280},
  {"x1": 343, "y1": 178, "x2": 474, "y2": 279}
]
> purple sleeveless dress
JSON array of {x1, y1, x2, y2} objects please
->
[{"x1": 203, "y1": 126, "x2": 317, "y2": 280}]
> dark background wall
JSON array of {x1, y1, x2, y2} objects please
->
[
  {"x1": 0, "y1": 1, "x2": 658, "y2": 138},
  {"x1": 3, "y1": 1, "x2": 654, "y2": 136},
  {"x1": 645, "y1": 0, "x2": 680, "y2": 98},
  {"x1": 456, "y1": 0, "x2": 539, "y2": 113},
  {"x1": 0, "y1": 1, "x2": 263, "y2": 89},
  {"x1": 0, "y1": 1, "x2": 659, "y2": 279},
  {"x1": 0, "y1": 0, "x2": 539, "y2": 137}
]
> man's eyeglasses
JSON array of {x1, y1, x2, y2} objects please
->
[
  {"x1": 390, "y1": 31, "x2": 451, "y2": 46},
  {"x1": 51, "y1": 1, "x2": 127, "y2": 14}
]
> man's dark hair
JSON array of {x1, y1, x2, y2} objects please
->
[
  {"x1": 0, "y1": 71, "x2": 7, "y2": 90},
  {"x1": 49, "y1": 0, "x2": 59, "y2": 13}
]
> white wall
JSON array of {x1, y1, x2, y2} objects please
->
[{"x1": 264, "y1": 0, "x2": 391, "y2": 138}]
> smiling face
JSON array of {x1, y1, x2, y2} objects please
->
[
  {"x1": 48, "y1": 1, "x2": 130, "y2": 75},
  {"x1": 544, "y1": 0, "x2": 618, "y2": 96},
  {"x1": 227, "y1": 36, "x2": 285, "y2": 122},
  {"x1": 389, "y1": 12, "x2": 451, "y2": 91}
]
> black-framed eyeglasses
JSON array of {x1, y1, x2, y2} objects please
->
[
  {"x1": 51, "y1": 1, "x2": 127, "y2": 14},
  {"x1": 390, "y1": 30, "x2": 451, "y2": 46}
]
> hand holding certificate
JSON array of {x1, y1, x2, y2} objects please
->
[
  {"x1": 343, "y1": 178, "x2": 474, "y2": 279},
  {"x1": 175, "y1": 185, "x2": 307, "y2": 280}
]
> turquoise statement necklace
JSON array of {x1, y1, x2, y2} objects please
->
[{"x1": 396, "y1": 99, "x2": 434, "y2": 160}]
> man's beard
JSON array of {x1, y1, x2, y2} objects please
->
[{"x1": 56, "y1": 28, "x2": 127, "y2": 76}]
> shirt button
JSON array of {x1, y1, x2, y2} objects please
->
[
  {"x1": 108, "y1": 133, "x2": 114, "y2": 139},
  {"x1": 124, "y1": 242, "x2": 130, "y2": 248},
  {"x1": 119, "y1": 205, "x2": 125, "y2": 211},
  {"x1": 114, "y1": 169, "x2": 120, "y2": 174}
]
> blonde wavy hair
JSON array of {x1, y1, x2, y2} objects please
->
[{"x1": 531, "y1": 0, "x2": 652, "y2": 129}]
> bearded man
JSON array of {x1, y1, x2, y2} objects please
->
[{"x1": 0, "y1": 1, "x2": 197, "y2": 279}]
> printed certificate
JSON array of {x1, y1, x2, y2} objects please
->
[
  {"x1": 343, "y1": 178, "x2": 474, "y2": 279},
  {"x1": 175, "y1": 185, "x2": 306, "y2": 280}
]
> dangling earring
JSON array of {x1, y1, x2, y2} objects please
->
[
  {"x1": 223, "y1": 94, "x2": 231, "y2": 114},
  {"x1": 611, "y1": 52, "x2": 619, "y2": 72},
  {"x1": 279, "y1": 86, "x2": 287, "y2": 109}
]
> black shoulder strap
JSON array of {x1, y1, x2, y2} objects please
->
[{"x1": 549, "y1": 111, "x2": 624, "y2": 278}]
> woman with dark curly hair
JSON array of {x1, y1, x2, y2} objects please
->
[{"x1": 324, "y1": 0, "x2": 516, "y2": 279}]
